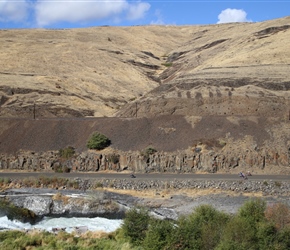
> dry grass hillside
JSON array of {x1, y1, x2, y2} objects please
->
[
  {"x1": 0, "y1": 25, "x2": 192, "y2": 117},
  {"x1": 0, "y1": 16, "x2": 289, "y2": 119},
  {"x1": 116, "y1": 17, "x2": 290, "y2": 119}
]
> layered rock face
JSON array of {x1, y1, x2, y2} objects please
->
[{"x1": 0, "y1": 143, "x2": 289, "y2": 174}]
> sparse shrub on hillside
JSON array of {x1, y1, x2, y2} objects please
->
[
  {"x1": 58, "y1": 146, "x2": 75, "y2": 159},
  {"x1": 108, "y1": 153, "x2": 120, "y2": 164},
  {"x1": 141, "y1": 146, "x2": 157, "y2": 158},
  {"x1": 53, "y1": 163, "x2": 70, "y2": 173},
  {"x1": 86, "y1": 132, "x2": 111, "y2": 150},
  {"x1": 141, "y1": 146, "x2": 157, "y2": 163},
  {"x1": 162, "y1": 62, "x2": 172, "y2": 67},
  {"x1": 145, "y1": 146, "x2": 157, "y2": 156}
]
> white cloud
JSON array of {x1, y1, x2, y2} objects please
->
[
  {"x1": 150, "y1": 9, "x2": 164, "y2": 25},
  {"x1": 126, "y1": 2, "x2": 150, "y2": 21},
  {"x1": 0, "y1": 0, "x2": 30, "y2": 22},
  {"x1": 34, "y1": 0, "x2": 150, "y2": 27},
  {"x1": 217, "y1": 8, "x2": 251, "y2": 24},
  {"x1": 35, "y1": 0, "x2": 126, "y2": 26}
]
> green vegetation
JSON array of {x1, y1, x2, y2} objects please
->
[
  {"x1": 86, "y1": 132, "x2": 111, "y2": 150},
  {"x1": 141, "y1": 146, "x2": 157, "y2": 161},
  {"x1": 145, "y1": 146, "x2": 157, "y2": 156},
  {"x1": 59, "y1": 146, "x2": 75, "y2": 159},
  {"x1": 0, "y1": 199, "x2": 37, "y2": 223},
  {"x1": 108, "y1": 153, "x2": 120, "y2": 164},
  {"x1": 0, "y1": 176, "x2": 80, "y2": 189},
  {"x1": 0, "y1": 230, "x2": 137, "y2": 250},
  {"x1": 0, "y1": 177, "x2": 11, "y2": 186},
  {"x1": 161, "y1": 62, "x2": 173, "y2": 67},
  {"x1": 121, "y1": 207, "x2": 150, "y2": 246},
  {"x1": 2, "y1": 198, "x2": 290, "y2": 249},
  {"x1": 54, "y1": 164, "x2": 71, "y2": 173}
]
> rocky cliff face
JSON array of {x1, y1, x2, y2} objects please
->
[{"x1": 0, "y1": 143, "x2": 289, "y2": 174}]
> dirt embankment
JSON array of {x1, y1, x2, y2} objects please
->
[{"x1": 0, "y1": 114, "x2": 283, "y2": 154}]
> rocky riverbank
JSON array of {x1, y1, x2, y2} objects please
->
[{"x1": 1, "y1": 177, "x2": 290, "y2": 223}]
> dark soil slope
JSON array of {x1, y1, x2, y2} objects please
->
[{"x1": 0, "y1": 115, "x2": 280, "y2": 154}]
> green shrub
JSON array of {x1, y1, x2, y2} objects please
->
[
  {"x1": 168, "y1": 204, "x2": 230, "y2": 250},
  {"x1": 216, "y1": 199, "x2": 267, "y2": 250},
  {"x1": 145, "y1": 147, "x2": 157, "y2": 155},
  {"x1": 141, "y1": 146, "x2": 157, "y2": 161},
  {"x1": 217, "y1": 216, "x2": 257, "y2": 250},
  {"x1": 162, "y1": 62, "x2": 172, "y2": 67},
  {"x1": 197, "y1": 205, "x2": 230, "y2": 250},
  {"x1": 276, "y1": 226, "x2": 290, "y2": 249},
  {"x1": 108, "y1": 154, "x2": 120, "y2": 164},
  {"x1": 143, "y1": 219, "x2": 174, "y2": 250},
  {"x1": 168, "y1": 214, "x2": 201, "y2": 250},
  {"x1": 256, "y1": 222, "x2": 278, "y2": 250},
  {"x1": 238, "y1": 198, "x2": 266, "y2": 225},
  {"x1": 94, "y1": 182, "x2": 104, "y2": 188},
  {"x1": 120, "y1": 207, "x2": 150, "y2": 246},
  {"x1": 59, "y1": 146, "x2": 75, "y2": 159},
  {"x1": 87, "y1": 132, "x2": 111, "y2": 150}
]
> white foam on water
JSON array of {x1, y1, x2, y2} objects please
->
[{"x1": 0, "y1": 216, "x2": 123, "y2": 233}]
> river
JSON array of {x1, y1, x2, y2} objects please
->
[{"x1": 0, "y1": 216, "x2": 123, "y2": 233}]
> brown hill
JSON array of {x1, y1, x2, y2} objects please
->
[
  {"x1": 0, "y1": 25, "x2": 191, "y2": 117},
  {"x1": 1, "y1": 16, "x2": 290, "y2": 119},
  {"x1": 0, "y1": 17, "x2": 290, "y2": 172},
  {"x1": 116, "y1": 17, "x2": 290, "y2": 119}
]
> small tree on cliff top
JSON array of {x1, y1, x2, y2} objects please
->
[{"x1": 86, "y1": 132, "x2": 111, "y2": 150}]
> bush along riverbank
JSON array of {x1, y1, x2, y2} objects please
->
[{"x1": 1, "y1": 199, "x2": 290, "y2": 250}]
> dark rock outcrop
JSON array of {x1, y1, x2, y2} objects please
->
[{"x1": 0, "y1": 144, "x2": 289, "y2": 174}]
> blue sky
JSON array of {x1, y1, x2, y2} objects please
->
[{"x1": 0, "y1": 1, "x2": 289, "y2": 29}]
